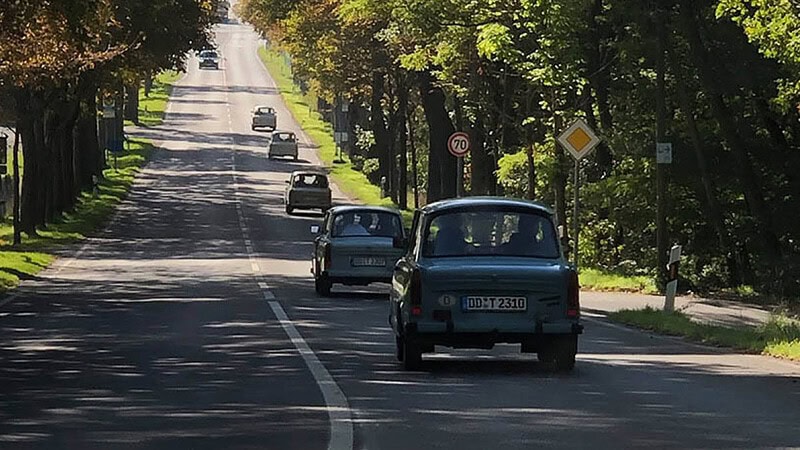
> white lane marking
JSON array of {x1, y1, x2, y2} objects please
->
[
  {"x1": 269, "y1": 300, "x2": 353, "y2": 450},
  {"x1": 225, "y1": 45, "x2": 354, "y2": 449}
]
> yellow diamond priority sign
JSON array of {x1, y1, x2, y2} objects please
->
[{"x1": 558, "y1": 118, "x2": 601, "y2": 161}]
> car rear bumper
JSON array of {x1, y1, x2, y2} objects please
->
[
  {"x1": 322, "y1": 273, "x2": 392, "y2": 286},
  {"x1": 403, "y1": 321, "x2": 582, "y2": 349}
]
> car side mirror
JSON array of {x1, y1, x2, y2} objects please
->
[
  {"x1": 310, "y1": 224, "x2": 321, "y2": 234},
  {"x1": 393, "y1": 236, "x2": 408, "y2": 249}
]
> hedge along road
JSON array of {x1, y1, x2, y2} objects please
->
[{"x1": 1, "y1": 16, "x2": 800, "y2": 450}]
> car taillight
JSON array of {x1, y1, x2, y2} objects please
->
[
  {"x1": 410, "y1": 269, "x2": 422, "y2": 316},
  {"x1": 567, "y1": 271, "x2": 580, "y2": 318}
]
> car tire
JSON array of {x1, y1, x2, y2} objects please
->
[
  {"x1": 315, "y1": 276, "x2": 332, "y2": 297},
  {"x1": 395, "y1": 335, "x2": 405, "y2": 362},
  {"x1": 539, "y1": 335, "x2": 577, "y2": 372},
  {"x1": 285, "y1": 205, "x2": 294, "y2": 215},
  {"x1": 402, "y1": 337, "x2": 422, "y2": 370}
]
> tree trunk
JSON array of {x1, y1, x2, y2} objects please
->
[
  {"x1": 124, "y1": 82, "x2": 140, "y2": 124},
  {"x1": 552, "y1": 91, "x2": 568, "y2": 241},
  {"x1": 408, "y1": 106, "x2": 420, "y2": 209},
  {"x1": 678, "y1": 0, "x2": 782, "y2": 263},
  {"x1": 584, "y1": 0, "x2": 614, "y2": 172},
  {"x1": 12, "y1": 126, "x2": 21, "y2": 245},
  {"x1": 144, "y1": 70, "x2": 153, "y2": 97},
  {"x1": 419, "y1": 71, "x2": 456, "y2": 202},
  {"x1": 75, "y1": 83, "x2": 101, "y2": 191},
  {"x1": 397, "y1": 78, "x2": 409, "y2": 210},
  {"x1": 370, "y1": 71, "x2": 390, "y2": 188},
  {"x1": 469, "y1": 117, "x2": 494, "y2": 196},
  {"x1": 526, "y1": 144, "x2": 536, "y2": 200},
  {"x1": 655, "y1": 7, "x2": 669, "y2": 289}
]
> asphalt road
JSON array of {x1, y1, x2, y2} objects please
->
[{"x1": 2, "y1": 17, "x2": 800, "y2": 450}]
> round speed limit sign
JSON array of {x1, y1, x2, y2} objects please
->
[{"x1": 447, "y1": 131, "x2": 470, "y2": 158}]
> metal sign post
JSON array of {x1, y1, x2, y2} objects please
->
[
  {"x1": 557, "y1": 119, "x2": 601, "y2": 268},
  {"x1": 664, "y1": 244, "x2": 682, "y2": 312},
  {"x1": 448, "y1": 131, "x2": 470, "y2": 198}
]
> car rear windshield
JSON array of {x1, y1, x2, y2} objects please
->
[
  {"x1": 332, "y1": 211, "x2": 402, "y2": 238},
  {"x1": 422, "y1": 209, "x2": 559, "y2": 258},
  {"x1": 293, "y1": 174, "x2": 328, "y2": 188},
  {"x1": 200, "y1": 51, "x2": 218, "y2": 58},
  {"x1": 273, "y1": 132, "x2": 296, "y2": 142},
  {"x1": 256, "y1": 107, "x2": 274, "y2": 114}
]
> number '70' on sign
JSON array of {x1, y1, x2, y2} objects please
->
[{"x1": 448, "y1": 132, "x2": 470, "y2": 158}]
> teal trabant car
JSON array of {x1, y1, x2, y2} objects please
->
[
  {"x1": 311, "y1": 206, "x2": 406, "y2": 296},
  {"x1": 389, "y1": 197, "x2": 582, "y2": 371}
]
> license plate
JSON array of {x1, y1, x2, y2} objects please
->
[
  {"x1": 351, "y1": 257, "x2": 386, "y2": 267},
  {"x1": 462, "y1": 296, "x2": 527, "y2": 312}
]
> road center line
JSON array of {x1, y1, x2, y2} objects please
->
[
  {"x1": 224, "y1": 64, "x2": 354, "y2": 450},
  {"x1": 268, "y1": 300, "x2": 353, "y2": 450}
]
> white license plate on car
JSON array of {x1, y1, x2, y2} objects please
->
[
  {"x1": 351, "y1": 257, "x2": 386, "y2": 267},
  {"x1": 462, "y1": 296, "x2": 527, "y2": 312}
]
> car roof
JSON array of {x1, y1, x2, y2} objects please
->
[
  {"x1": 421, "y1": 196, "x2": 554, "y2": 215},
  {"x1": 328, "y1": 205, "x2": 401, "y2": 215}
]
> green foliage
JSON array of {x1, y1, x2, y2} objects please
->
[
  {"x1": 609, "y1": 307, "x2": 800, "y2": 360},
  {"x1": 0, "y1": 71, "x2": 174, "y2": 293},
  {"x1": 580, "y1": 268, "x2": 658, "y2": 294}
]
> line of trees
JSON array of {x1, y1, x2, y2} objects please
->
[
  {"x1": 239, "y1": 0, "x2": 800, "y2": 297},
  {"x1": 0, "y1": 0, "x2": 218, "y2": 243}
]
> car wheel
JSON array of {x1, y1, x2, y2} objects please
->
[
  {"x1": 395, "y1": 335, "x2": 404, "y2": 362},
  {"x1": 315, "y1": 276, "x2": 332, "y2": 297},
  {"x1": 539, "y1": 335, "x2": 577, "y2": 372},
  {"x1": 402, "y1": 337, "x2": 422, "y2": 370},
  {"x1": 285, "y1": 205, "x2": 294, "y2": 215}
]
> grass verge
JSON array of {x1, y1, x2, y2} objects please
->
[
  {"x1": 0, "y1": 71, "x2": 176, "y2": 293},
  {"x1": 257, "y1": 48, "x2": 412, "y2": 221},
  {"x1": 609, "y1": 307, "x2": 800, "y2": 360},
  {"x1": 137, "y1": 71, "x2": 182, "y2": 127},
  {"x1": 580, "y1": 268, "x2": 659, "y2": 294}
]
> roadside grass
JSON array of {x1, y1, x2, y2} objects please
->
[
  {"x1": 609, "y1": 307, "x2": 800, "y2": 360},
  {"x1": 135, "y1": 70, "x2": 182, "y2": 127},
  {"x1": 0, "y1": 71, "x2": 174, "y2": 293},
  {"x1": 257, "y1": 47, "x2": 413, "y2": 223},
  {"x1": 580, "y1": 268, "x2": 659, "y2": 294}
]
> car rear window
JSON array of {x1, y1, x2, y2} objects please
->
[
  {"x1": 332, "y1": 211, "x2": 402, "y2": 238},
  {"x1": 422, "y1": 209, "x2": 559, "y2": 258},
  {"x1": 200, "y1": 51, "x2": 218, "y2": 58},
  {"x1": 273, "y1": 132, "x2": 296, "y2": 142},
  {"x1": 256, "y1": 107, "x2": 274, "y2": 114},
  {"x1": 293, "y1": 174, "x2": 328, "y2": 188}
]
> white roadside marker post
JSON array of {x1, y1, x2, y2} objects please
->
[{"x1": 664, "y1": 244, "x2": 682, "y2": 312}]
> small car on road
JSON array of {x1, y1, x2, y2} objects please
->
[
  {"x1": 251, "y1": 106, "x2": 277, "y2": 131},
  {"x1": 198, "y1": 49, "x2": 220, "y2": 70},
  {"x1": 268, "y1": 131, "x2": 299, "y2": 160},
  {"x1": 311, "y1": 206, "x2": 407, "y2": 296},
  {"x1": 285, "y1": 171, "x2": 331, "y2": 215},
  {"x1": 389, "y1": 197, "x2": 582, "y2": 371}
]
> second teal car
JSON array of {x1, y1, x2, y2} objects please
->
[{"x1": 311, "y1": 206, "x2": 407, "y2": 296}]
